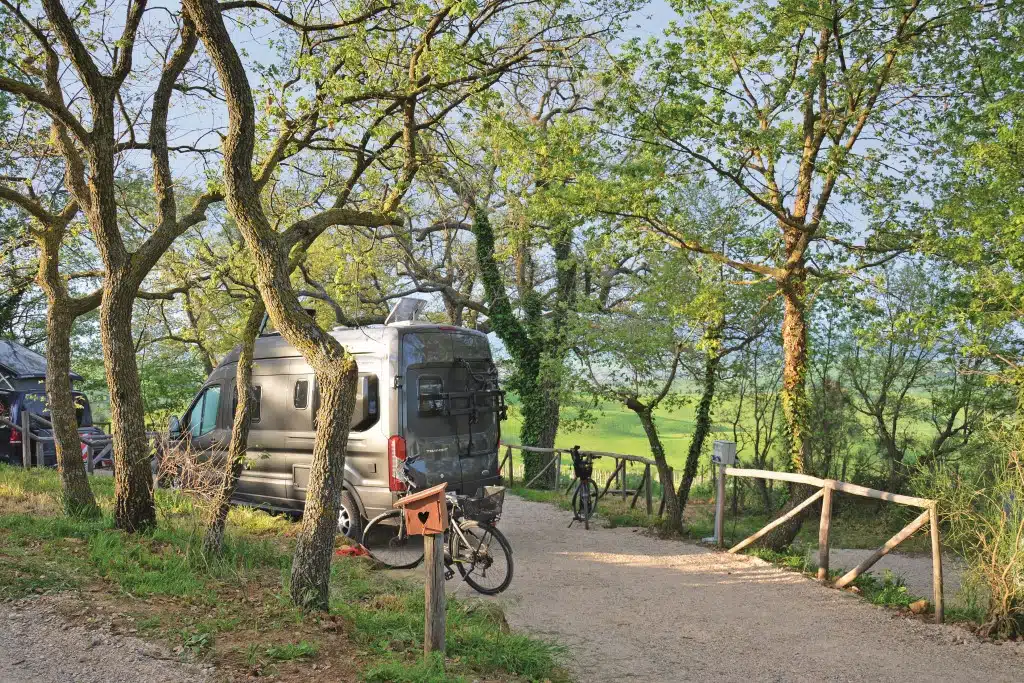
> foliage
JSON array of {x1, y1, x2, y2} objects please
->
[{"x1": 929, "y1": 448, "x2": 1024, "y2": 637}]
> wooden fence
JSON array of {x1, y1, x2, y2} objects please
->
[
  {"x1": 498, "y1": 443, "x2": 666, "y2": 516},
  {"x1": 0, "y1": 412, "x2": 163, "y2": 473},
  {"x1": 718, "y1": 467, "x2": 944, "y2": 624}
]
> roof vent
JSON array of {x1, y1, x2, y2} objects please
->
[{"x1": 385, "y1": 297, "x2": 427, "y2": 325}]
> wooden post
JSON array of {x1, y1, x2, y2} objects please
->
[
  {"x1": 645, "y1": 464, "x2": 653, "y2": 515},
  {"x1": 21, "y1": 410, "x2": 31, "y2": 468},
  {"x1": 620, "y1": 459, "x2": 627, "y2": 500},
  {"x1": 714, "y1": 463, "x2": 726, "y2": 547},
  {"x1": 834, "y1": 509, "x2": 931, "y2": 588},
  {"x1": 504, "y1": 445, "x2": 513, "y2": 486},
  {"x1": 817, "y1": 481, "x2": 834, "y2": 582},
  {"x1": 930, "y1": 504, "x2": 944, "y2": 624},
  {"x1": 85, "y1": 438, "x2": 94, "y2": 474},
  {"x1": 557, "y1": 450, "x2": 562, "y2": 489},
  {"x1": 423, "y1": 532, "x2": 446, "y2": 656}
]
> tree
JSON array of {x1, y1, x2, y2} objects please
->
[
  {"x1": 610, "y1": 0, "x2": 977, "y2": 548},
  {"x1": 181, "y1": 0, "x2": 592, "y2": 607},
  {"x1": 0, "y1": 1, "x2": 223, "y2": 530}
]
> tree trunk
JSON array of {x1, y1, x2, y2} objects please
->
[
  {"x1": 204, "y1": 299, "x2": 264, "y2": 554},
  {"x1": 103, "y1": 278, "x2": 157, "y2": 532},
  {"x1": 290, "y1": 357, "x2": 358, "y2": 608},
  {"x1": 635, "y1": 407, "x2": 681, "y2": 531},
  {"x1": 677, "y1": 347, "x2": 721, "y2": 518},
  {"x1": 759, "y1": 273, "x2": 812, "y2": 551},
  {"x1": 185, "y1": 0, "x2": 361, "y2": 609},
  {"x1": 520, "y1": 357, "x2": 561, "y2": 487},
  {"x1": 36, "y1": 230, "x2": 99, "y2": 518}
]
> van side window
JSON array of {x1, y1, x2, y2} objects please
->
[
  {"x1": 417, "y1": 376, "x2": 444, "y2": 415},
  {"x1": 294, "y1": 380, "x2": 309, "y2": 409},
  {"x1": 312, "y1": 375, "x2": 381, "y2": 432},
  {"x1": 190, "y1": 385, "x2": 221, "y2": 437},
  {"x1": 231, "y1": 385, "x2": 261, "y2": 424},
  {"x1": 352, "y1": 375, "x2": 380, "y2": 432}
]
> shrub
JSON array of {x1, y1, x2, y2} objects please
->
[{"x1": 931, "y1": 450, "x2": 1024, "y2": 637}]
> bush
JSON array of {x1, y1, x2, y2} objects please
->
[{"x1": 931, "y1": 450, "x2": 1024, "y2": 637}]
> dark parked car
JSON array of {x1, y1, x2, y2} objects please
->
[{"x1": 0, "y1": 340, "x2": 106, "y2": 467}]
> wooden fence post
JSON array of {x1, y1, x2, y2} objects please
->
[
  {"x1": 714, "y1": 462, "x2": 726, "y2": 548},
  {"x1": 620, "y1": 459, "x2": 627, "y2": 500},
  {"x1": 557, "y1": 450, "x2": 562, "y2": 488},
  {"x1": 817, "y1": 481, "x2": 834, "y2": 582},
  {"x1": 930, "y1": 504, "x2": 944, "y2": 624},
  {"x1": 645, "y1": 464, "x2": 653, "y2": 515},
  {"x1": 21, "y1": 410, "x2": 31, "y2": 468},
  {"x1": 505, "y1": 445, "x2": 513, "y2": 486},
  {"x1": 424, "y1": 532, "x2": 446, "y2": 656}
]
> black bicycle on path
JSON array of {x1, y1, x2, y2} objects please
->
[{"x1": 569, "y1": 445, "x2": 602, "y2": 530}]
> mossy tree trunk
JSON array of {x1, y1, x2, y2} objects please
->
[
  {"x1": 203, "y1": 299, "x2": 264, "y2": 554},
  {"x1": 184, "y1": 0, "x2": 370, "y2": 609},
  {"x1": 632, "y1": 403, "x2": 681, "y2": 531},
  {"x1": 33, "y1": 200, "x2": 101, "y2": 518},
  {"x1": 27, "y1": 3, "x2": 220, "y2": 532},
  {"x1": 471, "y1": 208, "x2": 574, "y2": 488},
  {"x1": 676, "y1": 343, "x2": 722, "y2": 519},
  {"x1": 758, "y1": 262, "x2": 813, "y2": 551}
]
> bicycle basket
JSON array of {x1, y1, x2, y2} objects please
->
[
  {"x1": 462, "y1": 486, "x2": 505, "y2": 523},
  {"x1": 572, "y1": 453, "x2": 593, "y2": 480}
]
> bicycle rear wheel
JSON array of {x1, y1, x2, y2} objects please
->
[
  {"x1": 361, "y1": 509, "x2": 424, "y2": 569},
  {"x1": 452, "y1": 520, "x2": 513, "y2": 595}
]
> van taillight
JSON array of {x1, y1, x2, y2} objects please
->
[
  {"x1": 9, "y1": 428, "x2": 21, "y2": 445},
  {"x1": 388, "y1": 435, "x2": 407, "y2": 492}
]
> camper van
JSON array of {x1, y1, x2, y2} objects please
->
[{"x1": 169, "y1": 306, "x2": 506, "y2": 538}]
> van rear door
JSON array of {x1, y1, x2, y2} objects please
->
[{"x1": 401, "y1": 330, "x2": 503, "y2": 494}]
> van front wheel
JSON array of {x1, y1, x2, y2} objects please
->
[{"x1": 337, "y1": 490, "x2": 363, "y2": 540}]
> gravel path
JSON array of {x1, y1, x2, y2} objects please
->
[
  {"x1": 457, "y1": 495, "x2": 1024, "y2": 682},
  {"x1": 0, "y1": 597, "x2": 209, "y2": 683}
]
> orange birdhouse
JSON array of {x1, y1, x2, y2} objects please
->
[{"x1": 394, "y1": 483, "x2": 449, "y2": 536}]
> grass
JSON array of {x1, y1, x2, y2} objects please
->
[{"x1": 0, "y1": 465, "x2": 566, "y2": 682}]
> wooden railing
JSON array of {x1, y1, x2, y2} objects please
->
[
  {"x1": 498, "y1": 443, "x2": 667, "y2": 516},
  {"x1": 1, "y1": 412, "x2": 119, "y2": 472},
  {"x1": 719, "y1": 467, "x2": 944, "y2": 624}
]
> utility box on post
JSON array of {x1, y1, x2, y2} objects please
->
[
  {"x1": 712, "y1": 440, "x2": 737, "y2": 466},
  {"x1": 394, "y1": 483, "x2": 450, "y2": 536}
]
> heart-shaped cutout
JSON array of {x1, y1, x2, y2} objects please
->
[{"x1": 417, "y1": 510, "x2": 430, "y2": 524}]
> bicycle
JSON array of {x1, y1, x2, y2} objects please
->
[
  {"x1": 360, "y1": 455, "x2": 514, "y2": 595},
  {"x1": 569, "y1": 445, "x2": 601, "y2": 529}
]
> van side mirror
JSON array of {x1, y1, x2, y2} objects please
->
[{"x1": 168, "y1": 415, "x2": 181, "y2": 438}]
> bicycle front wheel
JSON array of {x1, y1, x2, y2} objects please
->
[
  {"x1": 571, "y1": 480, "x2": 599, "y2": 522},
  {"x1": 452, "y1": 520, "x2": 513, "y2": 595},
  {"x1": 361, "y1": 509, "x2": 424, "y2": 569}
]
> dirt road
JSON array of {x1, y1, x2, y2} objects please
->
[
  {"x1": 450, "y1": 495, "x2": 1024, "y2": 682},
  {"x1": 0, "y1": 597, "x2": 208, "y2": 683}
]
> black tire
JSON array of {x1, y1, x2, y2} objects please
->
[
  {"x1": 453, "y1": 520, "x2": 513, "y2": 595},
  {"x1": 571, "y1": 479, "x2": 599, "y2": 525},
  {"x1": 361, "y1": 509, "x2": 424, "y2": 569},
  {"x1": 337, "y1": 489, "x2": 363, "y2": 540}
]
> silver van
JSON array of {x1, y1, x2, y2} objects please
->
[{"x1": 169, "y1": 311, "x2": 506, "y2": 538}]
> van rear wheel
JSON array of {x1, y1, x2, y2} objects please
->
[{"x1": 337, "y1": 490, "x2": 363, "y2": 540}]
